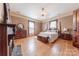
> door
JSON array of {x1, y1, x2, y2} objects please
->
[
  {"x1": 28, "y1": 21, "x2": 35, "y2": 36},
  {"x1": 73, "y1": 10, "x2": 79, "y2": 33}
]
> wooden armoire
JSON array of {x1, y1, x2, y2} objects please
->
[
  {"x1": 0, "y1": 3, "x2": 16, "y2": 56},
  {"x1": 0, "y1": 24, "x2": 7, "y2": 56},
  {"x1": 0, "y1": 24, "x2": 15, "y2": 56}
]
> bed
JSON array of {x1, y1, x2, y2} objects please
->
[{"x1": 37, "y1": 30, "x2": 58, "y2": 43}]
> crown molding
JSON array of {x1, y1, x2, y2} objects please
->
[
  {"x1": 10, "y1": 10, "x2": 73, "y2": 23},
  {"x1": 42, "y1": 11, "x2": 73, "y2": 23},
  {"x1": 10, "y1": 11, "x2": 42, "y2": 22},
  {"x1": 10, "y1": 11, "x2": 28, "y2": 19}
]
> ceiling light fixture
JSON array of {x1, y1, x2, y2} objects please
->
[
  {"x1": 41, "y1": 8, "x2": 45, "y2": 17},
  {"x1": 40, "y1": 7, "x2": 48, "y2": 19}
]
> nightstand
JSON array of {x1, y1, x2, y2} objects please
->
[
  {"x1": 73, "y1": 32, "x2": 79, "y2": 48},
  {"x1": 60, "y1": 32, "x2": 72, "y2": 40}
]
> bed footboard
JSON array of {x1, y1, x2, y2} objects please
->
[{"x1": 37, "y1": 36, "x2": 49, "y2": 43}]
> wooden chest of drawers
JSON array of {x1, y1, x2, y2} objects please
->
[{"x1": 15, "y1": 30, "x2": 27, "y2": 39}]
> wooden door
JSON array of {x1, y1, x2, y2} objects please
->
[
  {"x1": 0, "y1": 24, "x2": 7, "y2": 56},
  {"x1": 73, "y1": 9, "x2": 79, "y2": 32}
]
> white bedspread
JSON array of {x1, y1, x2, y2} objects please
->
[{"x1": 38, "y1": 31, "x2": 58, "y2": 42}]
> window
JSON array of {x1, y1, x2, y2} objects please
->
[
  {"x1": 49, "y1": 20, "x2": 57, "y2": 30},
  {"x1": 29, "y1": 21, "x2": 35, "y2": 36}
]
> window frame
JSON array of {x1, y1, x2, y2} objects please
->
[
  {"x1": 28, "y1": 20, "x2": 35, "y2": 36},
  {"x1": 49, "y1": 19, "x2": 58, "y2": 30}
]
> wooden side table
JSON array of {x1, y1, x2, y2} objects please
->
[{"x1": 60, "y1": 32, "x2": 72, "y2": 40}]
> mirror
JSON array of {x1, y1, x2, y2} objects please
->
[{"x1": 17, "y1": 23, "x2": 24, "y2": 30}]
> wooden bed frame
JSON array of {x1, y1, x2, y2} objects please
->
[{"x1": 37, "y1": 36, "x2": 49, "y2": 43}]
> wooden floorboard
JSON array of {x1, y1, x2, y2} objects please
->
[{"x1": 14, "y1": 36, "x2": 79, "y2": 56}]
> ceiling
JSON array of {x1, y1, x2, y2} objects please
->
[{"x1": 9, "y1": 3, "x2": 79, "y2": 20}]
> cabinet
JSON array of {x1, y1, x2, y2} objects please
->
[
  {"x1": 60, "y1": 33, "x2": 72, "y2": 40},
  {"x1": 15, "y1": 29, "x2": 27, "y2": 39},
  {"x1": 0, "y1": 24, "x2": 7, "y2": 56},
  {"x1": 73, "y1": 32, "x2": 79, "y2": 48},
  {"x1": 0, "y1": 24, "x2": 15, "y2": 56}
]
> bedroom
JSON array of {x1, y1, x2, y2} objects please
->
[{"x1": 0, "y1": 3, "x2": 79, "y2": 56}]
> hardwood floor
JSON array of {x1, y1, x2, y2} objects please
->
[{"x1": 14, "y1": 36, "x2": 79, "y2": 56}]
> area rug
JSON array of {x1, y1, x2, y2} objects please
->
[{"x1": 11, "y1": 45, "x2": 22, "y2": 56}]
